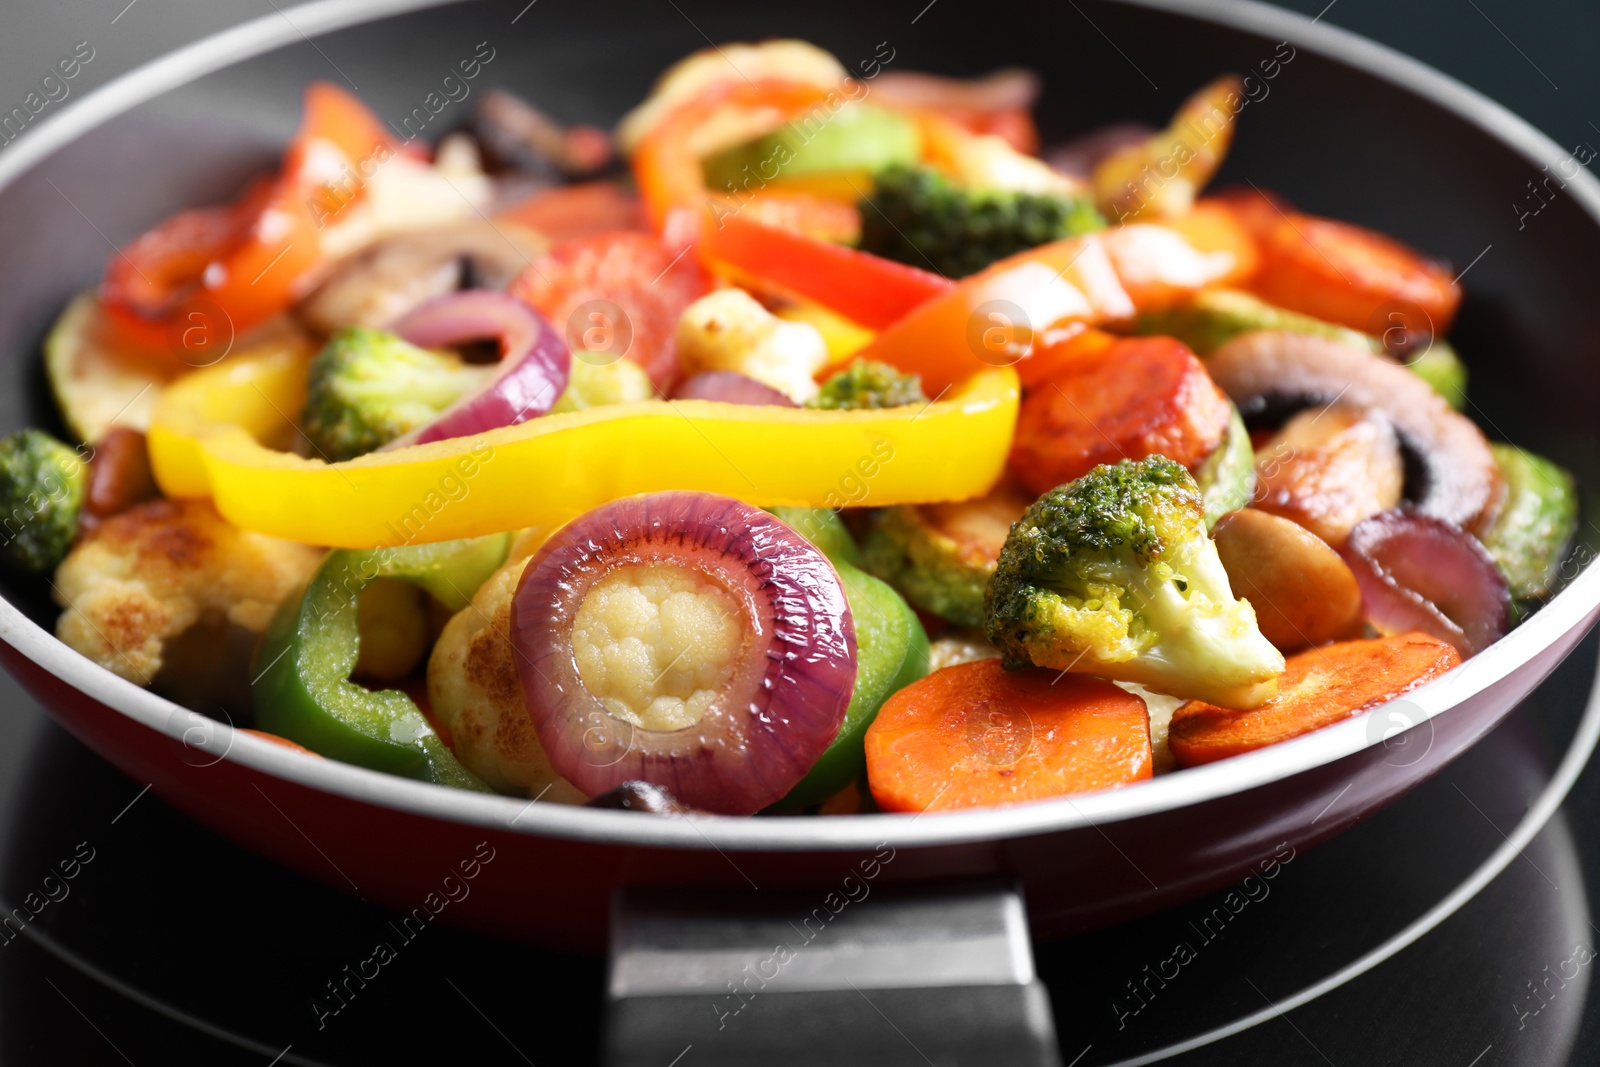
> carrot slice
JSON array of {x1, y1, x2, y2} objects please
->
[
  {"x1": 1008, "y1": 335, "x2": 1232, "y2": 496},
  {"x1": 238, "y1": 729, "x2": 324, "y2": 757},
  {"x1": 864, "y1": 659, "x2": 1151, "y2": 813},
  {"x1": 1233, "y1": 204, "x2": 1461, "y2": 334},
  {"x1": 1167, "y1": 632, "x2": 1460, "y2": 766}
]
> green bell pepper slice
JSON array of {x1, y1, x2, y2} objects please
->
[{"x1": 251, "y1": 533, "x2": 510, "y2": 789}]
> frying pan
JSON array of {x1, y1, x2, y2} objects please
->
[{"x1": 0, "y1": 0, "x2": 1596, "y2": 978}]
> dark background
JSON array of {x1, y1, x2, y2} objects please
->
[{"x1": 0, "y1": 1, "x2": 1598, "y2": 1064}]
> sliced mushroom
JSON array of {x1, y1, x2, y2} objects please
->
[
  {"x1": 1207, "y1": 331, "x2": 1502, "y2": 532},
  {"x1": 473, "y1": 88, "x2": 615, "y2": 178},
  {"x1": 1252, "y1": 403, "x2": 1404, "y2": 547},
  {"x1": 297, "y1": 221, "x2": 546, "y2": 335}
]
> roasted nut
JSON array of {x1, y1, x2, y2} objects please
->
[{"x1": 1212, "y1": 508, "x2": 1363, "y2": 653}]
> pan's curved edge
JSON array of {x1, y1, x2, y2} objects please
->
[
  {"x1": 1105, "y1": 624, "x2": 1600, "y2": 1066},
  {"x1": 0, "y1": 0, "x2": 466, "y2": 191},
  {"x1": 0, "y1": 0, "x2": 1596, "y2": 854}
]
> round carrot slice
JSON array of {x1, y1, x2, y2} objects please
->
[
  {"x1": 508, "y1": 230, "x2": 709, "y2": 389},
  {"x1": 1008, "y1": 335, "x2": 1232, "y2": 496},
  {"x1": 864, "y1": 659, "x2": 1151, "y2": 813},
  {"x1": 1167, "y1": 632, "x2": 1460, "y2": 766},
  {"x1": 1249, "y1": 212, "x2": 1461, "y2": 334},
  {"x1": 238, "y1": 729, "x2": 324, "y2": 757}
]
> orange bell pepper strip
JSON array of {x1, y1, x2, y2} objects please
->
[
  {"x1": 700, "y1": 213, "x2": 951, "y2": 330},
  {"x1": 856, "y1": 215, "x2": 1254, "y2": 394},
  {"x1": 633, "y1": 78, "x2": 859, "y2": 237},
  {"x1": 99, "y1": 83, "x2": 393, "y2": 358},
  {"x1": 1105, "y1": 201, "x2": 1259, "y2": 307},
  {"x1": 854, "y1": 233, "x2": 1135, "y2": 395},
  {"x1": 283, "y1": 82, "x2": 396, "y2": 192},
  {"x1": 1013, "y1": 325, "x2": 1116, "y2": 389}
]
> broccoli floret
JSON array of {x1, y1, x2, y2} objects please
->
[
  {"x1": 807, "y1": 359, "x2": 927, "y2": 411},
  {"x1": 0, "y1": 430, "x2": 88, "y2": 574},
  {"x1": 984, "y1": 457, "x2": 1284, "y2": 708},
  {"x1": 858, "y1": 165, "x2": 1106, "y2": 278},
  {"x1": 300, "y1": 328, "x2": 492, "y2": 461}
]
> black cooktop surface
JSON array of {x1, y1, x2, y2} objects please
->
[{"x1": 0, "y1": 626, "x2": 1595, "y2": 1066}]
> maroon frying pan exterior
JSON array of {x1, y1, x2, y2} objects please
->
[{"x1": 0, "y1": 0, "x2": 1597, "y2": 954}]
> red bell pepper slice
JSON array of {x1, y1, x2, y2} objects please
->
[
  {"x1": 98, "y1": 83, "x2": 392, "y2": 360},
  {"x1": 700, "y1": 214, "x2": 951, "y2": 330}
]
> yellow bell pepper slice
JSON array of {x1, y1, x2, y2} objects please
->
[{"x1": 148, "y1": 346, "x2": 1020, "y2": 549}]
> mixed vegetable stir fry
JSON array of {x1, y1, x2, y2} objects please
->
[{"x1": 9, "y1": 41, "x2": 1579, "y2": 815}]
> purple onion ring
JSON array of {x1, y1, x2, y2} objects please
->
[
  {"x1": 390, "y1": 290, "x2": 570, "y2": 447},
  {"x1": 669, "y1": 371, "x2": 796, "y2": 407},
  {"x1": 1341, "y1": 510, "x2": 1511, "y2": 656},
  {"x1": 510, "y1": 491, "x2": 856, "y2": 814}
]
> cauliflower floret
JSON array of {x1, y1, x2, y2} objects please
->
[
  {"x1": 427, "y1": 557, "x2": 587, "y2": 802},
  {"x1": 571, "y1": 563, "x2": 743, "y2": 732},
  {"x1": 53, "y1": 499, "x2": 323, "y2": 684},
  {"x1": 675, "y1": 288, "x2": 829, "y2": 402},
  {"x1": 926, "y1": 629, "x2": 1002, "y2": 673}
]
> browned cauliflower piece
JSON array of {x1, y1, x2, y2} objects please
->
[
  {"x1": 53, "y1": 499, "x2": 323, "y2": 684},
  {"x1": 428, "y1": 555, "x2": 586, "y2": 802}
]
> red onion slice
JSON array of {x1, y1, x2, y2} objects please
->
[
  {"x1": 1047, "y1": 122, "x2": 1159, "y2": 179},
  {"x1": 1341, "y1": 510, "x2": 1511, "y2": 656},
  {"x1": 669, "y1": 371, "x2": 796, "y2": 407},
  {"x1": 510, "y1": 491, "x2": 857, "y2": 814},
  {"x1": 390, "y1": 290, "x2": 570, "y2": 447}
]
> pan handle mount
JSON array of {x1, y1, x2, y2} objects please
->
[{"x1": 604, "y1": 879, "x2": 1063, "y2": 1066}]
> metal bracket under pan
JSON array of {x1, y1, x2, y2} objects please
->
[{"x1": 605, "y1": 880, "x2": 1061, "y2": 1066}]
